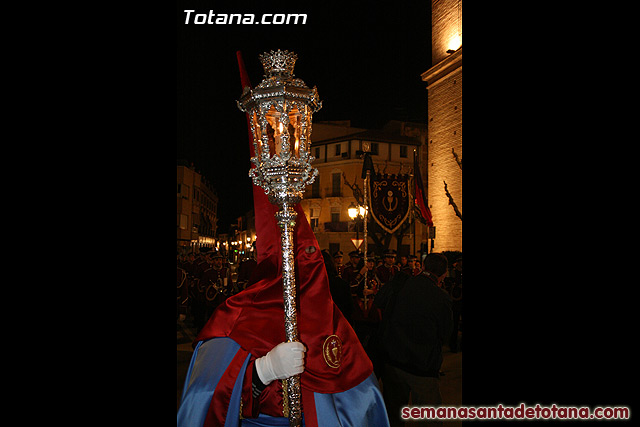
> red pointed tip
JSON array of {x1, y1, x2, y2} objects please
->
[{"x1": 236, "y1": 50, "x2": 252, "y2": 90}]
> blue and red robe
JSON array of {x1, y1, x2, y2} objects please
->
[{"x1": 178, "y1": 336, "x2": 388, "y2": 426}]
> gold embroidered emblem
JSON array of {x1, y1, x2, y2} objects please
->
[{"x1": 322, "y1": 334, "x2": 342, "y2": 369}]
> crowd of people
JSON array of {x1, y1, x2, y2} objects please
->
[
  {"x1": 177, "y1": 247, "x2": 256, "y2": 332},
  {"x1": 326, "y1": 249, "x2": 463, "y2": 351},
  {"x1": 322, "y1": 249, "x2": 463, "y2": 426},
  {"x1": 177, "y1": 245, "x2": 463, "y2": 426}
]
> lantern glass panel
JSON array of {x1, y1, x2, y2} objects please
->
[
  {"x1": 288, "y1": 106, "x2": 301, "y2": 158},
  {"x1": 251, "y1": 112, "x2": 264, "y2": 159},
  {"x1": 264, "y1": 105, "x2": 281, "y2": 157}
]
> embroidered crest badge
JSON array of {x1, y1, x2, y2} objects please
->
[{"x1": 322, "y1": 335, "x2": 342, "y2": 369}]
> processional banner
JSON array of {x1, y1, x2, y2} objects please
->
[{"x1": 369, "y1": 173, "x2": 411, "y2": 234}]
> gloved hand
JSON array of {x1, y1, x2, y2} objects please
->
[{"x1": 255, "y1": 341, "x2": 306, "y2": 385}]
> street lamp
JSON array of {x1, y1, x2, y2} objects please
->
[
  {"x1": 347, "y1": 202, "x2": 358, "y2": 221},
  {"x1": 237, "y1": 49, "x2": 321, "y2": 427},
  {"x1": 348, "y1": 203, "x2": 360, "y2": 244},
  {"x1": 348, "y1": 203, "x2": 367, "y2": 245}
]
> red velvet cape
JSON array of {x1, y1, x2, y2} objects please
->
[{"x1": 195, "y1": 192, "x2": 373, "y2": 393}]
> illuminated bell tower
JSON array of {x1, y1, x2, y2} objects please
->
[{"x1": 421, "y1": 0, "x2": 462, "y2": 252}]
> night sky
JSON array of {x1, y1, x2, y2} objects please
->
[{"x1": 177, "y1": 1, "x2": 431, "y2": 234}]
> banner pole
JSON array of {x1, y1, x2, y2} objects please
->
[{"x1": 363, "y1": 170, "x2": 369, "y2": 264}]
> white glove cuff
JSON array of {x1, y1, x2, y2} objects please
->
[{"x1": 255, "y1": 354, "x2": 274, "y2": 385}]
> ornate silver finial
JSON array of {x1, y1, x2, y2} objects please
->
[{"x1": 259, "y1": 49, "x2": 298, "y2": 78}]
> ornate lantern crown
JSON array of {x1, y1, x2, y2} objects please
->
[
  {"x1": 237, "y1": 50, "x2": 322, "y2": 207},
  {"x1": 259, "y1": 49, "x2": 297, "y2": 78}
]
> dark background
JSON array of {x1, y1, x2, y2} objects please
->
[{"x1": 170, "y1": 0, "x2": 634, "y2": 421}]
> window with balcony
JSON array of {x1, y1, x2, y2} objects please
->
[
  {"x1": 310, "y1": 218, "x2": 319, "y2": 229},
  {"x1": 331, "y1": 210, "x2": 340, "y2": 223},
  {"x1": 310, "y1": 207, "x2": 320, "y2": 231},
  {"x1": 311, "y1": 179, "x2": 320, "y2": 198},
  {"x1": 324, "y1": 221, "x2": 348, "y2": 232},
  {"x1": 331, "y1": 173, "x2": 341, "y2": 197},
  {"x1": 178, "y1": 214, "x2": 188, "y2": 230},
  {"x1": 181, "y1": 184, "x2": 190, "y2": 199}
]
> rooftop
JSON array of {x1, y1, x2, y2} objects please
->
[{"x1": 312, "y1": 128, "x2": 421, "y2": 146}]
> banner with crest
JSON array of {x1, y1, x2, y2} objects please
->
[{"x1": 369, "y1": 173, "x2": 411, "y2": 234}]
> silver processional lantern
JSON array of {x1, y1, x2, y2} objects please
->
[{"x1": 237, "y1": 49, "x2": 322, "y2": 426}]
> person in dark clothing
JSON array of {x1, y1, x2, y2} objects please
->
[
  {"x1": 236, "y1": 249, "x2": 257, "y2": 292},
  {"x1": 381, "y1": 253, "x2": 453, "y2": 427},
  {"x1": 373, "y1": 268, "x2": 411, "y2": 381},
  {"x1": 446, "y1": 257, "x2": 462, "y2": 352},
  {"x1": 333, "y1": 250, "x2": 345, "y2": 279},
  {"x1": 321, "y1": 249, "x2": 354, "y2": 324},
  {"x1": 376, "y1": 249, "x2": 400, "y2": 285},
  {"x1": 342, "y1": 250, "x2": 362, "y2": 288},
  {"x1": 191, "y1": 248, "x2": 213, "y2": 333},
  {"x1": 374, "y1": 269, "x2": 410, "y2": 335}
]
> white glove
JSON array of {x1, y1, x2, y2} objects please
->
[{"x1": 255, "y1": 341, "x2": 306, "y2": 385}]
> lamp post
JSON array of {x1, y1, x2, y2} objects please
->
[
  {"x1": 237, "y1": 50, "x2": 321, "y2": 427},
  {"x1": 348, "y1": 202, "x2": 366, "y2": 245},
  {"x1": 348, "y1": 202, "x2": 359, "y2": 241}
]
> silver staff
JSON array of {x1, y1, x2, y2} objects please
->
[{"x1": 237, "y1": 50, "x2": 322, "y2": 427}]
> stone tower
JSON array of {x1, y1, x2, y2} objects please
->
[{"x1": 421, "y1": 0, "x2": 462, "y2": 252}]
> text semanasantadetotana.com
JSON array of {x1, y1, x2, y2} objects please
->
[{"x1": 401, "y1": 403, "x2": 630, "y2": 420}]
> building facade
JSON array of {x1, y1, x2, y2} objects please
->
[
  {"x1": 224, "y1": 212, "x2": 256, "y2": 264},
  {"x1": 301, "y1": 121, "x2": 427, "y2": 257},
  {"x1": 421, "y1": 0, "x2": 462, "y2": 252},
  {"x1": 177, "y1": 161, "x2": 219, "y2": 254}
]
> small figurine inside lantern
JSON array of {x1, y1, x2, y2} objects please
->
[{"x1": 252, "y1": 105, "x2": 307, "y2": 160}]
